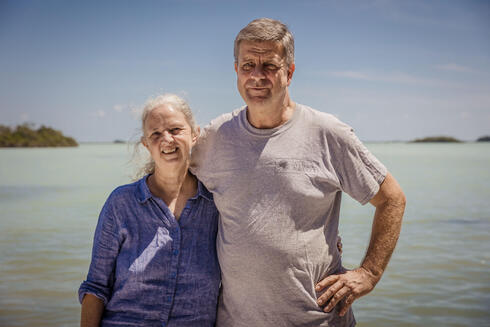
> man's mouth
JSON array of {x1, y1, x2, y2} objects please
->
[{"x1": 248, "y1": 87, "x2": 269, "y2": 95}]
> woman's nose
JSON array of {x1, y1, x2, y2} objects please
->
[{"x1": 161, "y1": 131, "x2": 174, "y2": 143}]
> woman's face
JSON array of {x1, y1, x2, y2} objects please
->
[{"x1": 142, "y1": 104, "x2": 197, "y2": 173}]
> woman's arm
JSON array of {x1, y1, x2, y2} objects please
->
[
  {"x1": 79, "y1": 198, "x2": 122, "y2": 324},
  {"x1": 81, "y1": 294, "x2": 104, "y2": 327}
]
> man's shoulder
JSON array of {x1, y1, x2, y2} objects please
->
[
  {"x1": 190, "y1": 107, "x2": 245, "y2": 175},
  {"x1": 297, "y1": 103, "x2": 353, "y2": 136},
  {"x1": 198, "y1": 106, "x2": 245, "y2": 142},
  {"x1": 204, "y1": 107, "x2": 244, "y2": 132}
]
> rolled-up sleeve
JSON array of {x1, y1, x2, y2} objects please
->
[{"x1": 78, "y1": 201, "x2": 121, "y2": 305}]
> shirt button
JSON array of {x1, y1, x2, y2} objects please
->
[
  {"x1": 173, "y1": 249, "x2": 179, "y2": 256},
  {"x1": 161, "y1": 323, "x2": 166, "y2": 327},
  {"x1": 170, "y1": 272, "x2": 176, "y2": 278},
  {"x1": 167, "y1": 296, "x2": 172, "y2": 302}
]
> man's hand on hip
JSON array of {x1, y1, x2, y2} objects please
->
[{"x1": 315, "y1": 267, "x2": 377, "y2": 317}]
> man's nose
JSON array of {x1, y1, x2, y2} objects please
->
[{"x1": 251, "y1": 65, "x2": 265, "y2": 80}]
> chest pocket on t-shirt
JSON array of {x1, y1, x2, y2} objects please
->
[
  {"x1": 258, "y1": 158, "x2": 340, "y2": 198},
  {"x1": 273, "y1": 159, "x2": 319, "y2": 174}
]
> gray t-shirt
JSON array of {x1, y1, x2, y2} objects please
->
[{"x1": 190, "y1": 104, "x2": 387, "y2": 327}]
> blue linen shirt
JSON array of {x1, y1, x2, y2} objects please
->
[{"x1": 78, "y1": 175, "x2": 221, "y2": 327}]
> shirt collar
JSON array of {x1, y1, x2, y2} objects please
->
[
  {"x1": 136, "y1": 175, "x2": 153, "y2": 203},
  {"x1": 195, "y1": 178, "x2": 213, "y2": 201},
  {"x1": 136, "y1": 174, "x2": 213, "y2": 203}
]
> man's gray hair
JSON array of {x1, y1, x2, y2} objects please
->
[{"x1": 234, "y1": 18, "x2": 295, "y2": 67}]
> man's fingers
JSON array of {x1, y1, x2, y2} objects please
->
[
  {"x1": 315, "y1": 274, "x2": 339, "y2": 292},
  {"x1": 323, "y1": 286, "x2": 350, "y2": 312},
  {"x1": 316, "y1": 281, "x2": 343, "y2": 306},
  {"x1": 317, "y1": 268, "x2": 375, "y2": 315},
  {"x1": 339, "y1": 294, "x2": 356, "y2": 317}
]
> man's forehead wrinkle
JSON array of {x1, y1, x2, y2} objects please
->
[
  {"x1": 240, "y1": 50, "x2": 284, "y2": 63},
  {"x1": 239, "y1": 44, "x2": 286, "y2": 64},
  {"x1": 249, "y1": 46, "x2": 273, "y2": 53}
]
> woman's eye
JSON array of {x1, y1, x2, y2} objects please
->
[{"x1": 170, "y1": 128, "x2": 181, "y2": 134}]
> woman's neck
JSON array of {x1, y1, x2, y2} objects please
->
[{"x1": 147, "y1": 168, "x2": 197, "y2": 219}]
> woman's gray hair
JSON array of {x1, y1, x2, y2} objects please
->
[
  {"x1": 141, "y1": 93, "x2": 197, "y2": 134},
  {"x1": 234, "y1": 18, "x2": 295, "y2": 67},
  {"x1": 134, "y1": 93, "x2": 197, "y2": 179}
]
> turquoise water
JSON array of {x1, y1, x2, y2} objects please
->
[{"x1": 0, "y1": 143, "x2": 489, "y2": 326}]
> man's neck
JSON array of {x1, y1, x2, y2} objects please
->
[{"x1": 246, "y1": 95, "x2": 296, "y2": 129}]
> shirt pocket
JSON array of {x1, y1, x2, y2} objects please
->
[{"x1": 265, "y1": 158, "x2": 340, "y2": 195}]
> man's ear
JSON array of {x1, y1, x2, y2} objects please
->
[
  {"x1": 234, "y1": 62, "x2": 238, "y2": 73},
  {"x1": 287, "y1": 63, "x2": 295, "y2": 86}
]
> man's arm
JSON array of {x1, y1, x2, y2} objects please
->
[{"x1": 315, "y1": 172, "x2": 406, "y2": 316}]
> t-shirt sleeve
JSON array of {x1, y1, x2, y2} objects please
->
[
  {"x1": 189, "y1": 125, "x2": 210, "y2": 179},
  {"x1": 330, "y1": 124, "x2": 387, "y2": 205}
]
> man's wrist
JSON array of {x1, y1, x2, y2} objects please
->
[{"x1": 358, "y1": 265, "x2": 382, "y2": 286}]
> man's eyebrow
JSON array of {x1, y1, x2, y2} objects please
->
[{"x1": 241, "y1": 54, "x2": 282, "y2": 62}]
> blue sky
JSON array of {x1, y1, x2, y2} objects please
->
[{"x1": 1, "y1": 0, "x2": 489, "y2": 142}]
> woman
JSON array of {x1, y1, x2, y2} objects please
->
[{"x1": 78, "y1": 94, "x2": 220, "y2": 327}]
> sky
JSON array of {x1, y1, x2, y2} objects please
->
[{"x1": 0, "y1": 0, "x2": 489, "y2": 142}]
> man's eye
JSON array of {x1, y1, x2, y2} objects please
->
[
  {"x1": 151, "y1": 131, "x2": 161, "y2": 138},
  {"x1": 264, "y1": 64, "x2": 279, "y2": 71},
  {"x1": 242, "y1": 63, "x2": 253, "y2": 71},
  {"x1": 170, "y1": 128, "x2": 181, "y2": 134}
]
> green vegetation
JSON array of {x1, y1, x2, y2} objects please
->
[
  {"x1": 0, "y1": 124, "x2": 78, "y2": 147},
  {"x1": 476, "y1": 136, "x2": 490, "y2": 142},
  {"x1": 411, "y1": 136, "x2": 462, "y2": 143}
]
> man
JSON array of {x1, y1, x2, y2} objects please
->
[{"x1": 191, "y1": 18, "x2": 406, "y2": 326}]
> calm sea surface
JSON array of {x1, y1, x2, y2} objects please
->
[{"x1": 0, "y1": 143, "x2": 489, "y2": 327}]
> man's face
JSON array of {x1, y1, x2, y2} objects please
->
[{"x1": 235, "y1": 40, "x2": 294, "y2": 107}]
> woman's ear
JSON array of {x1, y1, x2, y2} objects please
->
[
  {"x1": 192, "y1": 126, "x2": 201, "y2": 145},
  {"x1": 141, "y1": 136, "x2": 148, "y2": 149}
]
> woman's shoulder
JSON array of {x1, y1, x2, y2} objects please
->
[{"x1": 103, "y1": 177, "x2": 148, "y2": 208}]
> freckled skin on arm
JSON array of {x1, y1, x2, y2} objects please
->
[
  {"x1": 81, "y1": 294, "x2": 104, "y2": 327},
  {"x1": 315, "y1": 172, "x2": 406, "y2": 316}
]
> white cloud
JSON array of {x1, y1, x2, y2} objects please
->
[
  {"x1": 329, "y1": 70, "x2": 463, "y2": 88},
  {"x1": 113, "y1": 104, "x2": 124, "y2": 112},
  {"x1": 130, "y1": 106, "x2": 143, "y2": 120},
  {"x1": 20, "y1": 113, "x2": 30, "y2": 122},
  {"x1": 91, "y1": 110, "x2": 106, "y2": 118},
  {"x1": 330, "y1": 71, "x2": 370, "y2": 80},
  {"x1": 435, "y1": 64, "x2": 474, "y2": 73}
]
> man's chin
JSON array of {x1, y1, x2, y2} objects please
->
[{"x1": 245, "y1": 94, "x2": 271, "y2": 105}]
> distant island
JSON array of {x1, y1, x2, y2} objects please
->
[
  {"x1": 0, "y1": 124, "x2": 78, "y2": 147},
  {"x1": 411, "y1": 136, "x2": 462, "y2": 143},
  {"x1": 477, "y1": 136, "x2": 490, "y2": 142}
]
